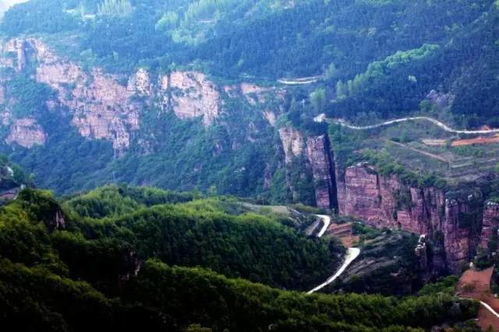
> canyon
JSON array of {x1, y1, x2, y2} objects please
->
[
  {"x1": 278, "y1": 124, "x2": 499, "y2": 274},
  {"x1": 1, "y1": 37, "x2": 498, "y2": 276}
]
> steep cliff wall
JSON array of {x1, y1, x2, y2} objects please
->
[
  {"x1": 480, "y1": 201, "x2": 499, "y2": 248},
  {"x1": 0, "y1": 38, "x2": 280, "y2": 154},
  {"x1": 336, "y1": 162, "x2": 499, "y2": 272},
  {"x1": 278, "y1": 127, "x2": 337, "y2": 209},
  {"x1": 5, "y1": 118, "x2": 46, "y2": 148},
  {"x1": 0, "y1": 37, "x2": 296, "y2": 196},
  {"x1": 306, "y1": 136, "x2": 338, "y2": 209}
]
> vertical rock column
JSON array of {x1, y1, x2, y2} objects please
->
[
  {"x1": 480, "y1": 201, "x2": 499, "y2": 249},
  {"x1": 305, "y1": 135, "x2": 338, "y2": 210}
]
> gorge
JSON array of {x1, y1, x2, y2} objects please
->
[{"x1": 1, "y1": 36, "x2": 499, "y2": 277}]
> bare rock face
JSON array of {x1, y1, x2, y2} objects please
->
[
  {"x1": 1, "y1": 38, "x2": 280, "y2": 154},
  {"x1": 239, "y1": 83, "x2": 270, "y2": 105},
  {"x1": 279, "y1": 127, "x2": 338, "y2": 209},
  {"x1": 3, "y1": 39, "x2": 27, "y2": 72},
  {"x1": 262, "y1": 110, "x2": 277, "y2": 127},
  {"x1": 480, "y1": 201, "x2": 499, "y2": 248},
  {"x1": 426, "y1": 89, "x2": 455, "y2": 109},
  {"x1": 68, "y1": 69, "x2": 140, "y2": 153},
  {"x1": 32, "y1": 42, "x2": 140, "y2": 153},
  {"x1": 51, "y1": 208, "x2": 66, "y2": 230},
  {"x1": 335, "y1": 162, "x2": 495, "y2": 272},
  {"x1": 165, "y1": 71, "x2": 220, "y2": 126},
  {"x1": 128, "y1": 68, "x2": 152, "y2": 96},
  {"x1": 306, "y1": 135, "x2": 337, "y2": 209},
  {"x1": 6, "y1": 118, "x2": 46, "y2": 148},
  {"x1": 279, "y1": 127, "x2": 305, "y2": 164},
  {"x1": 224, "y1": 82, "x2": 284, "y2": 107}
]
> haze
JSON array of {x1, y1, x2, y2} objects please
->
[{"x1": 0, "y1": 0, "x2": 28, "y2": 18}]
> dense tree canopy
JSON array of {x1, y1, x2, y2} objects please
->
[{"x1": 0, "y1": 185, "x2": 481, "y2": 331}]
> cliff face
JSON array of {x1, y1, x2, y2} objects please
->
[
  {"x1": 336, "y1": 162, "x2": 499, "y2": 272},
  {"x1": 480, "y1": 202, "x2": 499, "y2": 248},
  {"x1": 6, "y1": 118, "x2": 46, "y2": 148},
  {"x1": 0, "y1": 38, "x2": 279, "y2": 154},
  {"x1": 305, "y1": 136, "x2": 338, "y2": 209},
  {"x1": 278, "y1": 127, "x2": 337, "y2": 209}
]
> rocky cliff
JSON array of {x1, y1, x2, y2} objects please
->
[
  {"x1": 0, "y1": 37, "x2": 302, "y2": 197},
  {"x1": 336, "y1": 162, "x2": 499, "y2": 273},
  {"x1": 278, "y1": 127, "x2": 337, "y2": 209},
  {"x1": 0, "y1": 38, "x2": 281, "y2": 154},
  {"x1": 480, "y1": 201, "x2": 499, "y2": 248}
]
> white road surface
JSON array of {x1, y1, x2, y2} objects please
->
[
  {"x1": 480, "y1": 301, "x2": 499, "y2": 319},
  {"x1": 307, "y1": 247, "x2": 361, "y2": 294},
  {"x1": 315, "y1": 214, "x2": 331, "y2": 238},
  {"x1": 277, "y1": 76, "x2": 321, "y2": 85},
  {"x1": 328, "y1": 116, "x2": 499, "y2": 135},
  {"x1": 307, "y1": 214, "x2": 360, "y2": 294}
]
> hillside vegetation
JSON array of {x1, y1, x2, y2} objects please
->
[
  {"x1": 0, "y1": 184, "x2": 481, "y2": 331},
  {"x1": 2, "y1": 0, "x2": 496, "y2": 123},
  {"x1": 0, "y1": 0, "x2": 497, "y2": 199}
]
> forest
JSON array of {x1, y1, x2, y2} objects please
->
[
  {"x1": 1, "y1": 0, "x2": 497, "y2": 123},
  {"x1": 0, "y1": 183, "x2": 482, "y2": 331},
  {"x1": 0, "y1": 0, "x2": 496, "y2": 200},
  {"x1": 0, "y1": 0, "x2": 497, "y2": 329}
]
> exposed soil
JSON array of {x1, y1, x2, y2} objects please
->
[
  {"x1": 457, "y1": 267, "x2": 499, "y2": 331},
  {"x1": 326, "y1": 222, "x2": 359, "y2": 247},
  {"x1": 452, "y1": 135, "x2": 499, "y2": 146}
]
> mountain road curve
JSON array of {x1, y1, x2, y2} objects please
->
[
  {"x1": 307, "y1": 214, "x2": 360, "y2": 294},
  {"x1": 314, "y1": 115, "x2": 499, "y2": 135}
]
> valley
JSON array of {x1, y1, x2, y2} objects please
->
[{"x1": 0, "y1": 0, "x2": 497, "y2": 330}]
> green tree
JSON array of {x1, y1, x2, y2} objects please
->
[
  {"x1": 325, "y1": 62, "x2": 338, "y2": 79},
  {"x1": 97, "y1": 0, "x2": 133, "y2": 17},
  {"x1": 310, "y1": 87, "x2": 326, "y2": 113},
  {"x1": 336, "y1": 80, "x2": 347, "y2": 99},
  {"x1": 155, "y1": 11, "x2": 179, "y2": 32}
]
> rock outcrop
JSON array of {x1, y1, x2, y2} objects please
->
[
  {"x1": 1, "y1": 38, "x2": 279, "y2": 154},
  {"x1": 336, "y1": 162, "x2": 499, "y2": 272},
  {"x1": 279, "y1": 127, "x2": 337, "y2": 209},
  {"x1": 163, "y1": 71, "x2": 220, "y2": 126},
  {"x1": 305, "y1": 136, "x2": 338, "y2": 209},
  {"x1": 6, "y1": 118, "x2": 46, "y2": 148},
  {"x1": 2, "y1": 39, "x2": 28, "y2": 71},
  {"x1": 480, "y1": 201, "x2": 499, "y2": 248},
  {"x1": 33, "y1": 48, "x2": 140, "y2": 153},
  {"x1": 279, "y1": 127, "x2": 305, "y2": 164}
]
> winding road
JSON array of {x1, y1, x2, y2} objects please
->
[
  {"x1": 307, "y1": 214, "x2": 360, "y2": 294},
  {"x1": 315, "y1": 214, "x2": 331, "y2": 238},
  {"x1": 278, "y1": 76, "x2": 322, "y2": 85},
  {"x1": 480, "y1": 301, "x2": 499, "y2": 319},
  {"x1": 319, "y1": 115, "x2": 499, "y2": 135}
]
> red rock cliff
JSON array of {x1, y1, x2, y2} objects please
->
[
  {"x1": 278, "y1": 127, "x2": 337, "y2": 209},
  {"x1": 336, "y1": 163, "x2": 498, "y2": 272}
]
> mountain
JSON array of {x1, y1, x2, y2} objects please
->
[
  {"x1": 0, "y1": 0, "x2": 28, "y2": 18},
  {"x1": 0, "y1": 0, "x2": 497, "y2": 200},
  {"x1": 0, "y1": 0, "x2": 498, "y2": 328},
  {"x1": 0, "y1": 183, "x2": 480, "y2": 331}
]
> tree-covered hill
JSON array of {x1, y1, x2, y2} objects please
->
[
  {"x1": 0, "y1": 185, "x2": 481, "y2": 331},
  {"x1": 2, "y1": 0, "x2": 496, "y2": 122},
  {"x1": 0, "y1": 0, "x2": 496, "y2": 201}
]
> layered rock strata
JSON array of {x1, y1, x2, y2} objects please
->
[{"x1": 336, "y1": 163, "x2": 499, "y2": 272}]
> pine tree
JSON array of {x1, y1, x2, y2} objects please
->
[
  {"x1": 97, "y1": 0, "x2": 133, "y2": 17},
  {"x1": 336, "y1": 80, "x2": 346, "y2": 99}
]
